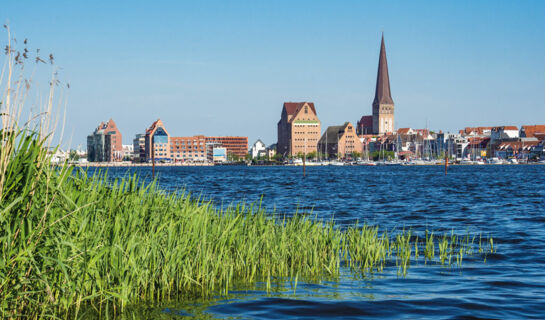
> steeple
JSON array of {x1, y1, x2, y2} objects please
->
[{"x1": 373, "y1": 33, "x2": 394, "y2": 106}]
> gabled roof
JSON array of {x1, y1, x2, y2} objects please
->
[
  {"x1": 146, "y1": 119, "x2": 169, "y2": 137},
  {"x1": 397, "y1": 128, "x2": 413, "y2": 135},
  {"x1": 319, "y1": 122, "x2": 351, "y2": 144},
  {"x1": 357, "y1": 115, "x2": 373, "y2": 127},
  {"x1": 252, "y1": 139, "x2": 265, "y2": 147},
  {"x1": 283, "y1": 102, "x2": 317, "y2": 117},
  {"x1": 373, "y1": 34, "x2": 394, "y2": 106}
]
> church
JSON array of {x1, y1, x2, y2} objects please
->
[{"x1": 357, "y1": 34, "x2": 395, "y2": 135}]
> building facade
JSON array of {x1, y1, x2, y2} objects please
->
[
  {"x1": 277, "y1": 102, "x2": 321, "y2": 157},
  {"x1": 87, "y1": 119, "x2": 123, "y2": 162},
  {"x1": 145, "y1": 119, "x2": 171, "y2": 161},
  {"x1": 142, "y1": 119, "x2": 247, "y2": 162},
  {"x1": 171, "y1": 135, "x2": 207, "y2": 162},
  {"x1": 317, "y1": 122, "x2": 362, "y2": 159},
  {"x1": 250, "y1": 139, "x2": 267, "y2": 158},
  {"x1": 132, "y1": 133, "x2": 146, "y2": 163},
  {"x1": 205, "y1": 136, "x2": 248, "y2": 159}
]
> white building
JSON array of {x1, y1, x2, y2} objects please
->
[
  {"x1": 250, "y1": 139, "x2": 267, "y2": 159},
  {"x1": 122, "y1": 144, "x2": 134, "y2": 160}
]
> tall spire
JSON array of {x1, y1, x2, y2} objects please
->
[{"x1": 373, "y1": 33, "x2": 394, "y2": 105}]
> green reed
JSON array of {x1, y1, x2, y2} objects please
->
[{"x1": 0, "y1": 130, "x2": 496, "y2": 319}]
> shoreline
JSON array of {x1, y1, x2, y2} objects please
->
[{"x1": 73, "y1": 162, "x2": 545, "y2": 167}]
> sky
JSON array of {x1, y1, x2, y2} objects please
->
[{"x1": 2, "y1": 0, "x2": 545, "y2": 148}]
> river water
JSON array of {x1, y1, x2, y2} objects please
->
[{"x1": 96, "y1": 165, "x2": 545, "y2": 319}]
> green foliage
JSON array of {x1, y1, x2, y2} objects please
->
[
  {"x1": 69, "y1": 150, "x2": 81, "y2": 161},
  {"x1": 370, "y1": 150, "x2": 395, "y2": 161},
  {"x1": 350, "y1": 151, "x2": 362, "y2": 159},
  {"x1": 306, "y1": 151, "x2": 317, "y2": 160},
  {"x1": 227, "y1": 152, "x2": 240, "y2": 162},
  {"x1": 0, "y1": 130, "x2": 496, "y2": 318}
]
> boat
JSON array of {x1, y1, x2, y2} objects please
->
[
  {"x1": 488, "y1": 157, "x2": 504, "y2": 165},
  {"x1": 508, "y1": 158, "x2": 519, "y2": 165}
]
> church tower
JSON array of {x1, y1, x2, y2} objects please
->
[{"x1": 372, "y1": 34, "x2": 394, "y2": 135}]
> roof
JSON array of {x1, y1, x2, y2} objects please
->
[
  {"x1": 145, "y1": 119, "x2": 169, "y2": 137},
  {"x1": 319, "y1": 122, "x2": 351, "y2": 144},
  {"x1": 373, "y1": 34, "x2": 394, "y2": 106},
  {"x1": 468, "y1": 137, "x2": 490, "y2": 147},
  {"x1": 357, "y1": 115, "x2": 373, "y2": 127},
  {"x1": 283, "y1": 102, "x2": 317, "y2": 117},
  {"x1": 521, "y1": 125, "x2": 545, "y2": 137},
  {"x1": 252, "y1": 139, "x2": 265, "y2": 146},
  {"x1": 497, "y1": 141, "x2": 539, "y2": 151},
  {"x1": 397, "y1": 128, "x2": 412, "y2": 135},
  {"x1": 492, "y1": 126, "x2": 518, "y2": 131},
  {"x1": 461, "y1": 127, "x2": 493, "y2": 135}
]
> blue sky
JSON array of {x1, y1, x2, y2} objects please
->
[{"x1": 2, "y1": 0, "x2": 545, "y2": 148}]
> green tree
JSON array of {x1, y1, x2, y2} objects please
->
[
  {"x1": 69, "y1": 150, "x2": 80, "y2": 161},
  {"x1": 351, "y1": 151, "x2": 362, "y2": 160},
  {"x1": 306, "y1": 151, "x2": 317, "y2": 160}
]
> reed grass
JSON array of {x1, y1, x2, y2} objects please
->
[{"x1": 0, "y1": 30, "x2": 495, "y2": 319}]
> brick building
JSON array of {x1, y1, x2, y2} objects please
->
[
  {"x1": 277, "y1": 102, "x2": 321, "y2": 157},
  {"x1": 357, "y1": 34, "x2": 395, "y2": 136},
  {"x1": 142, "y1": 119, "x2": 247, "y2": 162},
  {"x1": 205, "y1": 136, "x2": 248, "y2": 159},
  {"x1": 87, "y1": 119, "x2": 123, "y2": 162},
  {"x1": 318, "y1": 122, "x2": 363, "y2": 159}
]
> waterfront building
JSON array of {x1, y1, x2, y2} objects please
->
[
  {"x1": 357, "y1": 34, "x2": 395, "y2": 136},
  {"x1": 145, "y1": 119, "x2": 171, "y2": 161},
  {"x1": 143, "y1": 119, "x2": 247, "y2": 162},
  {"x1": 122, "y1": 144, "x2": 134, "y2": 161},
  {"x1": 317, "y1": 122, "x2": 362, "y2": 159},
  {"x1": 132, "y1": 133, "x2": 146, "y2": 163},
  {"x1": 520, "y1": 125, "x2": 545, "y2": 138},
  {"x1": 356, "y1": 115, "x2": 373, "y2": 135},
  {"x1": 267, "y1": 144, "x2": 277, "y2": 159},
  {"x1": 87, "y1": 119, "x2": 123, "y2": 162},
  {"x1": 277, "y1": 102, "x2": 321, "y2": 157},
  {"x1": 496, "y1": 141, "x2": 539, "y2": 159},
  {"x1": 211, "y1": 147, "x2": 227, "y2": 163},
  {"x1": 464, "y1": 137, "x2": 490, "y2": 160},
  {"x1": 205, "y1": 136, "x2": 248, "y2": 159},
  {"x1": 488, "y1": 126, "x2": 519, "y2": 157},
  {"x1": 250, "y1": 139, "x2": 267, "y2": 159},
  {"x1": 372, "y1": 34, "x2": 395, "y2": 135},
  {"x1": 171, "y1": 135, "x2": 207, "y2": 162},
  {"x1": 490, "y1": 126, "x2": 519, "y2": 140}
]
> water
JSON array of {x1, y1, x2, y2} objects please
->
[{"x1": 96, "y1": 165, "x2": 545, "y2": 319}]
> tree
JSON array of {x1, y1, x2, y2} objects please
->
[
  {"x1": 228, "y1": 153, "x2": 241, "y2": 162},
  {"x1": 69, "y1": 150, "x2": 80, "y2": 161},
  {"x1": 306, "y1": 151, "x2": 317, "y2": 160},
  {"x1": 351, "y1": 151, "x2": 362, "y2": 160},
  {"x1": 370, "y1": 151, "x2": 395, "y2": 161}
]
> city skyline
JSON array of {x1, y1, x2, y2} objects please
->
[{"x1": 3, "y1": 1, "x2": 545, "y2": 148}]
